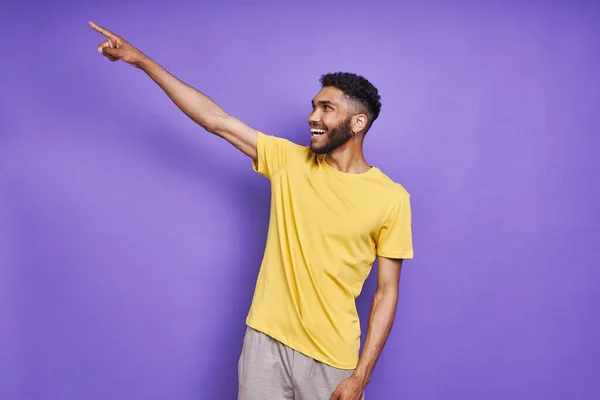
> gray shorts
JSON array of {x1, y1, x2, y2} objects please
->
[{"x1": 238, "y1": 326, "x2": 365, "y2": 400}]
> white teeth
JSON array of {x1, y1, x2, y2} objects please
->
[{"x1": 311, "y1": 128, "x2": 326, "y2": 135}]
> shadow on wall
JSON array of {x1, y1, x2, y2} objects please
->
[{"x1": 117, "y1": 113, "x2": 292, "y2": 399}]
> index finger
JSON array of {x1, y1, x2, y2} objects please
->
[{"x1": 88, "y1": 21, "x2": 118, "y2": 40}]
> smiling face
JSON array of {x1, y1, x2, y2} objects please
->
[{"x1": 308, "y1": 86, "x2": 357, "y2": 154}]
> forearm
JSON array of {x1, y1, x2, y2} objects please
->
[
  {"x1": 352, "y1": 287, "x2": 398, "y2": 385},
  {"x1": 137, "y1": 56, "x2": 227, "y2": 132}
]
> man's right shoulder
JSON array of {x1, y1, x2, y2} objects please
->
[{"x1": 258, "y1": 131, "x2": 311, "y2": 157}]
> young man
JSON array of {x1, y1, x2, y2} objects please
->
[{"x1": 90, "y1": 21, "x2": 413, "y2": 400}]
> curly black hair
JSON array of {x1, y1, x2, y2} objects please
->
[{"x1": 319, "y1": 72, "x2": 382, "y2": 130}]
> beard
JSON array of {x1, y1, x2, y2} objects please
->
[{"x1": 310, "y1": 117, "x2": 353, "y2": 155}]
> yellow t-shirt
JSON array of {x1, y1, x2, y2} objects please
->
[{"x1": 246, "y1": 131, "x2": 413, "y2": 369}]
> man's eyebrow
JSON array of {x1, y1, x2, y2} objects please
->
[{"x1": 311, "y1": 100, "x2": 335, "y2": 107}]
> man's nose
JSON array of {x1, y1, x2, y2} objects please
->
[{"x1": 308, "y1": 111, "x2": 321, "y2": 125}]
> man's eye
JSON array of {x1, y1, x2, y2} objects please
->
[{"x1": 324, "y1": 105, "x2": 332, "y2": 110}]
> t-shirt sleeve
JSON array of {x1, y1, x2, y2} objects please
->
[
  {"x1": 376, "y1": 193, "x2": 414, "y2": 259},
  {"x1": 252, "y1": 131, "x2": 306, "y2": 179}
]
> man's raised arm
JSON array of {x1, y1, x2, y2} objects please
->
[{"x1": 89, "y1": 21, "x2": 258, "y2": 161}]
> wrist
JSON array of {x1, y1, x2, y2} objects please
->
[
  {"x1": 135, "y1": 53, "x2": 151, "y2": 70},
  {"x1": 351, "y1": 368, "x2": 371, "y2": 387}
]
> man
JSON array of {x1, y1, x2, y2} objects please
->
[{"x1": 89, "y1": 20, "x2": 413, "y2": 400}]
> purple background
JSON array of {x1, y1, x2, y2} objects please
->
[{"x1": 1, "y1": 1, "x2": 599, "y2": 399}]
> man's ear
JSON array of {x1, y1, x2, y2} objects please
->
[{"x1": 352, "y1": 113, "x2": 368, "y2": 133}]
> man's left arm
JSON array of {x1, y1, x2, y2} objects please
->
[{"x1": 330, "y1": 256, "x2": 403, "y2": 400}]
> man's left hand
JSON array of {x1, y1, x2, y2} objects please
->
[{"x1": 329, "y1": 376, "x2": 365, "y2": 400}]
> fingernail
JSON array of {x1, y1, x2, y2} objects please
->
[{"x1": 98, "y1": 47, "x2": 102, "y2": 53}]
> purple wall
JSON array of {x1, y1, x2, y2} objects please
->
[{"x1": 1, "y1": 1, "x2": 599, "y2": 399}]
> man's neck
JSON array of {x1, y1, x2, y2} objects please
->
[{"x1": 324, "y1": 140, "x2": 371, "y2": 174}]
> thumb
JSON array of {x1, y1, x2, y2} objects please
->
[{"x1": 99, "y1": 46, "x2": 122, "y2": 58}]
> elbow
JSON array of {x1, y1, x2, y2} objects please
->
[
  {"x1": 375, "y1": 284, "x2": 398, "y2": 304},
  {"x1": 202, "y1": 112, "x2": 230, "y2": 136}
]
